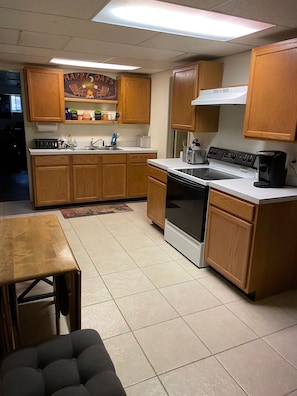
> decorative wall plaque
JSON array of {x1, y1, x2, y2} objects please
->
[{"x1": 64, "y1": 72, "x2": 117, "y2": 100}]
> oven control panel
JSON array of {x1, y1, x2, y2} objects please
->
[{"x1": 207, "y1": 147, "x2": 256, "y2": 167}]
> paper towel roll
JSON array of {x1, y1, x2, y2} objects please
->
[{"x1": 37, "y1": 123, "x2": 58, "y2": 132}]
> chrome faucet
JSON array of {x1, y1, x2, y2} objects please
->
[{"x1": 90, "y1": 138, "x2": 104, "y2": 147}]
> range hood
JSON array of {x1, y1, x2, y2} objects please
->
[{"x1": 191, "y1": 85, "x2": 248, "y2": 105}]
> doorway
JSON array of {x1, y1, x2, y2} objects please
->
[{"x1": 0, "y1": 70, "x2": 29, "y2": 202}]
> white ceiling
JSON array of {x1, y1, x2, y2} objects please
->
[{"x1": 0, "y1": 0, "x2": 296, "y2": 75}]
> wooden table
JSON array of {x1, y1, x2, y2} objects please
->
[{"x1": 0, "y1": 214, "x2": 81, "y2": 357}]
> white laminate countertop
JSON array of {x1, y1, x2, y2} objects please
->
[
  {"x1": 148, "y1": 158, "x2": 297, "y2": 204},
  {"x1": 29, "y1": 147, "x2": 157, "y2": 155},
  {"x1": 209, "y1": 179, "x2": 297, "y2": 204}
]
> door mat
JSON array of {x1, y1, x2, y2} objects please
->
[{"x1": 60, "y1": 203, "x2": 133, "y2": 219}]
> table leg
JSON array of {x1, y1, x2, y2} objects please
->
[
  {"x1": 0, "y1": 285, "x2": 21, "y2": 354},
  {"x1": 68, "y1": 270, "x2": 81, "y2": 332},
  {"x1": 0, "y1": 286, "x2": 14, "y2": 357}
]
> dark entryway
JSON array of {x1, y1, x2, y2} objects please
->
[{"x1": 0, "y1": 70, "x2": 29, "y2": 202}]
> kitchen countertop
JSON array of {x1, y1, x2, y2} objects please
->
[
  {"x1": 148, "y1": 158, "x2": 297, "y2": 204},
  {"x1": 209, "y1": 178, "x2": 297, "y2": 204},
  {"x1": 29, "y1": 147, "x2": 157, "y2": 155}
]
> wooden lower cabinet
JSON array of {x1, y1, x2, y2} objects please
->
[
  {"x1": 205, "y1": 189, "x2": 297, "y2": 300},
  {"x1": 32, "y1": 153, "x2": 156, "y2": 207},
  {"x1": 101, "y1": 154, "x2": 127, "y2": 200},
  {"x1": 72, "y1": 155, "x2": 101, "y2": 202},
  {"x1": 147, "y1": 165, "x2": 167, "y2": 229},
  {"x1": 127, "y1": 153, "x2": 157, "y2": 198},
  {"x1": 206, "y1": 205, "x2": 253, "y2": 290},
  {"x1": 32, "y1": 155, "x2": 71, "y2": 207}
]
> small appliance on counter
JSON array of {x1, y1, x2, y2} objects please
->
[
  {"x1": 34, "y1": 138, "x2": 58, "y2": 149},
  {"x1": 254, "y1": 150, "x2": 287, "y2": 188},
  {"x1": 183, "y1": 139, "x2": 207, "y2": 164}
]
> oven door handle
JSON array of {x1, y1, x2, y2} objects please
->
[{"x1": 167, "y1": 172, "x2": 208, "y2": 192}]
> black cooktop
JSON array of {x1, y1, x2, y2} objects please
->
[{"x1": 177, "y1": 168, "x2": 241, "y2": 180}]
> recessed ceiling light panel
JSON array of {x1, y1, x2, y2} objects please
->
[
  {"x1": 50, "y1": 58, "x2": 140, "y2": 71},
  {"x1": 93, "y1": 0, "x2": 274, "y2": 41}
]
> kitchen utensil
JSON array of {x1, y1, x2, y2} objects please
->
[{"x1": 186, "y1": 149, "x2": 207, "y2": 164}]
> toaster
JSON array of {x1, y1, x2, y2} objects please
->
[{"x1": 186, "y1": 149, "x2": 207, "y2": 164}]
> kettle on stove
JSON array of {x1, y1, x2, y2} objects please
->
[{"x1": 254, "y1": 150, "x2": 287, "y2": 188}]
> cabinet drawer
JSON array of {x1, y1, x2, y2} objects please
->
[
  {"x1": 101, "y1": 154, "x2": 127, "y2": 164},
  {"x1": 127, "y1": 153, "x2": 157, "y2": 163},
  {"x1": 33, "y1": 155, "x2": 69, "y2": 166},
  {"x1": 148, "y1": 165, "x2": 167, "y2": 184},
  {"x1": 209, "y1": 189, "x2": 255, "y2": 222},
  {"x1": 72, "y1": 154, "x2": 101, "y2": 165}
]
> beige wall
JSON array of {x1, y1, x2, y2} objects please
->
[{"x1": 148, "y1": 70, "x2": 172, "y2": 159}]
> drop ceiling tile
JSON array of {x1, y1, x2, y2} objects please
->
[
  {"x1": 213, "y1": 0, "x2": 297, "y2": 27},
  {"x1": 233, "y1": 25, "x2": 297, "y2": 46},
  {"x1": 0, "y1": 52, "x2": 50, "y2": 66},
  {"x1": 0, "y1": 0, "x2": 107, "y2": 20},
  {"x1": 19, "y1": 31, "x2": 69, "y2": 49},
  {"x1": 0, "y1": 8, "x2": 159, "y2": 46},
  {"x1": 0, "y1": 28, "x2": 19, "y2": 45},
  {"x1": 64, "y1": 38, "x2": 185, "y2": 61},
  {"x1": 141, "y1": 33, "x2": 252, "y2": 58},
  {"x1": 163, "y1": 0, "x2": 227, "y2": 9}
]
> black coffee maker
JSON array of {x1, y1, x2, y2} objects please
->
[{"x1": 254, "y1": 151, "x2": 287, "y2": 188}]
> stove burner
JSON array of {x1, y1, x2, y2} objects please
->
[{"x1": 177, "y1": 168, "x2": 241, "y2": 180}]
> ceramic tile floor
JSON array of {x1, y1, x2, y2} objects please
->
[{"x1": 2, "y1": 199, "x2": 297, "y2": 396}]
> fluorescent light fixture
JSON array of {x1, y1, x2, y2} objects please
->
[
  {"x1": 50, "y1": 58, "x2": 139, "y2": 71},
  {"x1": 93, "y1": 0, "x2": 274, "y2": 41}
]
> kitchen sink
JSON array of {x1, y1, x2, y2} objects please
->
[{"x1": 75, "y1": 146, "x2": 122, "y2": 151}]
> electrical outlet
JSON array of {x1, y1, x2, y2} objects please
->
[{"x1": 287, "y1": 158, "x2": 297, "y2": 186}]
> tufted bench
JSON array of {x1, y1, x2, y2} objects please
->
[{"x1": 0, "y1": 329, "x2": 126, "y2": 396}]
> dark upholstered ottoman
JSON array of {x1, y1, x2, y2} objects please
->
[{"x1": 0, "y1": 329, "x2": 126, "y2": 396}]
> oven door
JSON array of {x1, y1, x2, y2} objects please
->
[{"x1": 166, "y1": 173, "x2": 209, "y2": 242}]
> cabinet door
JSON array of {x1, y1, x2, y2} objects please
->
[
  {"x1": 147, "y1": 176, "x2": 167, "y2": 229},
  {"x1": 171, "y1": 64, "x2": 198, "y2": 131},
  {"x1": 25, "y1": 67, "x2": 65, "y2": 122},
  {"x1": 117, "y1": 76, "x2": 151, "y2": 124},
  {"x1": 102, "y1": 163, "x2": 126, "y2": 200},
  {"x1": 171, "y1": 61, "x2": 223, "y2": 132},
  {"x1": 72, "y1": 155, "x2": 101, "y2": 202},
  {"x1": 73, "y1": 164, "x2": 101, "y2": 202},
  {"x1": 127, "y1": 163, "x2": 148, "y2": 198},
  {"x1": 243, "y1": 38, "x2": 297, "y2": 142},
  {"x1": 205, "y1": 205, "x2": 253, "y2": 290},
  {"x1": 101, "y1": 154, "x2": 126, "y2": 200},
  {"x1": 34, "y1": 165, "x2": 71, "y2": 207},
  {"x1": 127, "y1": 154, "x2": 157, "y2": 198}
]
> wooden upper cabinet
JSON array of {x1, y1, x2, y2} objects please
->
[
  {"x1": 243, "y1": 38, "x2": 297, "y2": 142},
  {"x1": 117, "y1": 75, "x2": 151, "y2": 124},
  {"x1": 25, "y1": 67, "x2": 65, "y2": 122},
  {"x1": 171, "y1": 61, "x2": 223, "y2": 132}
]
